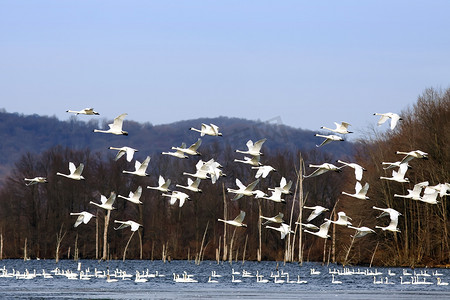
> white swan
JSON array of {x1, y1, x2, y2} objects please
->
[
  {"x1": 373, "y1": 206, "x2": 401, "y2": 232},
  {"x1": 218, "y1": 210, "x2": 247, "y2": 227},
  {"x1": 304, "y1": 220, "x2": 331, "y2": 239},
  {"x1": 396, "y1": 150, "x2": 428, "y2": 164},
  {"x1": 373, "y1": 112, "x2": 402, "y2": 130},
  {"x1": 24, "y1": 177, "x2": 48, "y2": 186},
  {"x1": 56, "y1": 162, "x2": 85, "y2": 180},
  {"x1": 321, "y1": 121, "x2": 352, "y2": 134},
  {"x1": 342, "y1": 181, "x2": 370, "y2": 200},
  {"x1": 303, "y1": 163, "x2": 342, "y2": 178},
  {"x1": 90, "y1": 192, "x2": 117, "y2": 210},
  {"x1": 70, "y1": 211, "x2": 95, "y2": 227},
  {"x1": 260, "y1": 212, "x2": 284, "y2": 225},
  {"x1": 162, "y1": 143, "x2": 189, "y2": 159},
  {"x1": 114, "y1": 220, "x2": 142, "y2": 232},
  {"x1": 235, "y1": 138, "x2": 267, "y2": 156},
  {"x1": 303, "y1": 205, "x2": 329, "y2": 222},
  {"x1": 176, "y1": 178, "x2": 202, "y2": 193},
  {"x1": 182, "y1": 160, "x2": 210, "y2": 180},
  {"x1": 227, "y1": 178, "x2": 260, "y2": 201},
  {"x1": 252, "y1": 165, "x2": 276, "y2": 179},
  {"x1": 419, "y1": 189, "x2": 439, "y2": 204},
  {"x1": 295, "y1": 222, "x2": 319, "y2": 231},
  {"x1": 108, "y1": 146, "x2": 138, "y2": 162},
  {"x1": 314, "y1": 134, "x2": 344, "y2": 147},
  {"x1": 331, "y1": 274, "x2": 342, "y2": 284},
  {"x1": 380, "y1": 162, "x2": 409, "y2": 183},
  {"x1": 66, "y1": 108, "x2": 99, "y2": 115},
  {"x1": 347, "y1": 225, "x2": 376, "y2": 238},
  {"x1": 265, "y1": 223, "x2": 293, "y2": 239},
  {"x1": 437, "y1": 277, "x2": 449, "y2": 286},
  {"x1": 260, "y1": 189, "x2": 286, "y2": 203},
  {"x1": 123, "y1": 156, "x2": 150, "y2": 177},
  {"x1": 189, "y1": 123, "x2": 222, "y2": 137},
  {"x1": 234, "y1": 155, "x2": 261, "y2": 167},
  {"x1": 394, "y1": 181, "x2": 429, "y2": 200},
  {"x1": 268, "y1": 177, "x2": 293, "y2": 195},
  {"x1": 147, "y1": 175, "x2": 171, "y2": 193},
  {"x1": 118, "y1": 186, "x2": 143, "y2": 205},
  {"x1": 336, "y1": 160, "x2": 366, "y2": 181},
  {"x1": 325, "y1": 211, "x2": 352, "y2": 226},
  {"x1": 172, "y1": 138, "x2": 202, "y2": 156},
  {"x1": 93, "y1": 113, "x2": 128, "y2": 135},
  {"x1": 162, "y1": 191, "x2": 190, "y2": 207}
]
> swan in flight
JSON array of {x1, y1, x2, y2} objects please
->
[
  {"x1": 234, "y1": 155, "x2": 261, "y2": 167},
  {"x1": 336, "y1": 160, "x2": 366, "y2": 181},
  {"x1": 304, "y1": 205, "x2": 329, "y2": 222},
  {"x1": 260, "y1": 189, "x2": 286, "y2": 203},
  {"x1": 70, "y1": 211, "x2": 95, "y2": 227},
  {"x1": 189, "y1": 123, "x2": 222, "y2": 136},
  {"x1": 320, "y1": 121, "x2": 352, "y2": 134},
  {"x1": 235, "y1": 138, "x2": 267, "y2": 156},
  {"x1": 295, "y1": 222, "x2": 319, "y2": 231},
  {"x1": 373, "y1": 206, "x2": 401, "y2": 232},
  {"x1": 268, "y1": 177, "x2": 293, "y2": 195},
  {"x1": 57, "y1": 162, "x2": 85, "y2": 180},
  {"x1": 419, "y1": 189, "x2": 439, "y2": 204},
  {"x1": 162, "y1": 143, "x2": 189, "y2": 159},
  {"x1": 90, "y1": 192, "x2": 117, "y2": 210},
  {"x1": 108, "y1": 146, "x2": 138, "y2": 162},
  {"x1": 304, "y1": 220, "x2": 331, "y2": 239},
  {"x1": 201, "y1": 159, "x2": 226, "y2": 184},
  {"x1": 252, "y1": 165, "x2": 276, "y2": 179},
  {"x1": 114, "y1": 220, "x2": 142, "y2": 232},
  {"x1": 265, "y1": 223, "x2": 294, "y2": 239},
  {"x1": 314, "y1": 134, "x2": 344, "y2": 147},
  {"x1": 147, "y1": 176, "x2": 171, "y2": 193},
  {"x1": 218, "y1": 210, "x2": 247, "y2": 227},
  {"x1": 381, "y1": 161, "x2": 407, "y2": 170},
  {"x1": 183, "y1": 160, "x2": 210, "y2": 180},
  {"x1": 373, "y1": 112, "x2": 402, "y2": 130},
  {"x1": 123, "y1": 156, "x2": 150, "y2": 177},
  {"x1": 380, "y1": 162, "x2": 409, "y2": 183},
  {"x1": 227, "y1": 178, "x2": 260, "y2": 201},
  {"x1": 348, "y1": 225, "x2": 376, "y2": 238},
  {"x1": 66, "y1": 108, "x2": 100, "y2": 115},
  {"x1": 424, "y1": 183, "x2": 450, "y2": 198},
  {"x1": 342, "y1": 182, "x2": 370, "y2": 200},
  {"x1": 396, "y1": 150, "x2": 428, "y2": 164},
  {"x1": 394, "y1": 181, "x2": 429, "y2": 200},
  {"x1": 260, "y1": 212, "x2": 284, "y2": 225},
  {"x1": 162, "y1": 191, "x2": 190, "y2": 207},
  {"x1": 93, "y1": 113, "x2": 128, "y2": 135},
  {"x1": 303, "y1": 163, "x2": 342, "y2": 178},
  {"x1": 24, "y1": 177, "x2": 47, "y2": 186},
  {"x1": 172, "y1": 138, "x2": 202, "y2": 156},
  {"x1": 325, "y1": 211, "x2": 352, "y2": 226},
  {"x1": 176, "y1": 178, "x2": 202, "y2": 193},
  {"x1": 118, "y1": 186, "x2": 143, "y2": 205}
]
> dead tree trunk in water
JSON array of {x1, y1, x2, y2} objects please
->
[
  {"x1": 102, "y1": 210, "x2": 111, "y2": 260},
  {"x1": 55, "y1": 225, "x2": 67, "y2": 263}
]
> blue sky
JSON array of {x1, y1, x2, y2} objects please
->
[{"x1": 1, "y1": 1, "x2": 449, "y2": 138}]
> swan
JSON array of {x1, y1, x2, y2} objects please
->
[
  {"x1": 172, "y1": 138, "x2": 202, "y2": 156},
  {"x1": 394, "y1": 181, "x2": 429, "y2": 200},
  {"x1": 218, "y1": 210, "x2": 247, "y2": 227},
  {"x1": 182, "y1": 160, "x2": 210, "y2": 180},
  {"x1": 310, "y1": 268, "x2": 321, "y2": 275},
  {"x1": 304, "y1": 220, "x2": 331, "y2": 239},
  {"x1": 123, "y1": 156, "x2": 150, "y2": 177},
  {"x1": 256, "y1": 275, "x2": 269, "y2": 283},
  {"x1": 260, "y1": 189, "x2": 285, "y2": 203},
  {"x1": 373, "y1": 112, "x2": 402, "y2": 130},
  {"x1": 66, "y1": 108, "x2": 99, "y2": 115},
  {"x1": 268, "y1": 177, "x2": 293, "y2": 195},
  {"x1": 234, "y1": 155, "x2": 261, "y2": 166},
  {"x1": 396, "y1": 150, "x2": 428, "y2": 164},
  {"x1": 373, "y1": 206, "x2": 401, "y2": 232},
  {"x1": 147, "y1": 175, "x2": 171, "y2": 193},
  {"x1": 227, "y1": 178, "x2": 260, "y2": 201},
  {"x1": 114, "y1": 220, "x2": 142, "y2": 232},
  {"x1": 373, "y1": 276, "x2": 383, "y2": 284},
  {"x1": 235, "y1": 138, "x2": 267, "y2": 156},
  {"x1": 325, "y1": 211, "x2": 352, "y2": 226},
  {"x1": 162, "y1": 191, "x2": 190, "y2": 207},
  {"x1": 437, "y1": 277, "x2": 449, "y2": 285},
  {"x1": 380, "y1": 162, "x2": 409, "y2": 183},
  {"x1": 381, "y1": 161, "x2": 406, "y2": 170},
  {"x1": 314, "y1": 134, "x2": 344, "y2": 147},
  {"x1": 24, "y1": 177, "x2": 47, "y2": 186},
  {"x1": 303, "y1": 205, "x2": 329, "y2": 222},
  {"x1": 303, "y1": 163, "x2": 342, "y2": 178},
  {"x1": 89, "y1": 192, "x2": 117, "y2": 210},
  {"x1": 201, "y1": 158, "x2": 226, "y2": 184},
  {"x1": 265, "y1": 223, "x2": 293, "y2": 239},
  {"x1": 342, "y1": 181, "x2": 370, "y2": 200},
  {"x1": 176, "y1": 178, "x2": 202, "y2": 193},
  {"x1": 118, "y1": 186, "x2": 143, "y2": 205},
  {"x1": 162, "y1": 142, "x2": 189, "y2": 159},
  {"x1": 208, "y1": 276, "x2": 219, "y2": 283},
  {"x1": 400, "y1": 276, "x2": 411, "y2": 284},
  {"x1": 336, "y1": 160, "x2": 366, "y2": 181},
  {"x1": 295, "y1": 222, "x2": 319, "y2": 231},
  {"x1": 252, "y1": 165, "x2": 276, "y2": 179},
  {"x1": 419, "y1": 189, "x2": 439, "y2": 204},
  {"x1": 231, "y1": 275, "x2": 242, "y2": 283},
  {"x1": 70, "y1": 211, "x2": 95, "y2": 227},
  {"x1": 260, "y1": 212, "x2": 284, "y2": 225},
  {"x1": 347, "y1": 225, "x2": 376, "y2": 238},
  {"x1": 56, "y1": 162, "x2": 85, "y2": 180},
  {"x1": 425, "y1": 183, "x2": 450, "y2": 198},
  {"x1": 189, "y1": 123, "x2": 222, "y2": 136},
  {"x1": 321, "y1": 121, "x2": 352, "y2": 134},
  {"x1": 331, "y1": 274, "x2": 342, "y2": 284},
  {"x1": 93, "y1": 113, "x2": 128, "y2": 135},
  {"x1": 108, "y1": 146, "x2": 138, "y2": 162}
]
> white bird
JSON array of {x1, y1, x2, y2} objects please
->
[
  {"x1": 114, "y1": 220, "x2": 142, "y2": 232},
  {"x1": 162, "y1": 143, "x2": 189, "y2": 159},
  {"x1": 93, "y1": 113, "x2": 128, "y2": 135},
  {"x1": 260, "y1": 213, "x2": 284, "y2": 225},
  {"x1": 172, "y1": 138, "x2": 202, "y2": 156},
  {"x1": 396, "y1": 150, "x2": 429, "y2": 164},
  {"x1": 66, "y1": 108, "x2": 100, "y2": 115},
  {"x1": 394, "y1": 181, "x2": 429, "y2": 200},
  {"x1": 90, "y1": 192, "x2": 117, "y2": 210},
  {"x1": 342, "y1": 182, "x2": 370, "y2": 200},
  {"x1": 381, "y1": 161, "x2": 406, "y2": 170},
  {"x1": 108, "y1": 146, "x2": 138, "y2": 162},
  {"x1": 331, "y1": 274, "x2": 342, "y2": 284},
  {"x1": 162, "y1": 191, "x2": 190, "y2": 207},
  {"x1": 325, "y1": 211, "x2": 352, "y2": 226},
  {"x1": 227, "y1": 178, "x2": 260, "y2": 201},
  {"x1": 314, "y1": 134, "x2": 344, "y2": 147},
  {"x1": 303, "y1": 163, "x2": 342, "y2": 178},
  {"x1": 304, "y1": 220, "x2": 331, "y2": 239},
  {"x1": 118, "y1": 186, "x2": 143, "y2": 205},
  {"x1": 268, "y1": 177, "x2": 293, "y2": 195},
  {"x1": 321, "y1": 121, "x2": 352, "y2": 134},
  {"x1": 182, "y1": 160, "x2": 210, "y2": 180},
  {"x1": 56, "y1": 162, "x2": 85, "y2": 180},
  {"x1": 123, "y1": 156, "x2": 150, "y2": 177},
  {"x1": 380, "y1": 162, "x2": 409, "y2": 183},
  {"x1": 234, "y1": 155, "x2": 261, "y2": 166},
  {"x1": 252, "y1": 165, "x2": 276, "y2": 179},
  {"x1": 373, "y1": 206, "x2": 401, "y2": 232},
  {"x1": 147, "y1": 176, "x2": 171, "y2": 193},
  {"x1": 235, "y1": 138, "x2": 267, "y2": 156},
  {"x1": 189, "y1": 123, "x2": 222, "y2": 136},
  {"x1": 347, "y1": 225, "x2": 376, "y2": 238},
  {"x1": 336, "y1": 160, "x2": 366, "y2": 181},
  {"x1": 218, "y1": 210, "x2": 247, "y2": 228},
  {"x1": 424, "y1": 183, "x2": 450, "y2": 198},
  {"x1": 295, "y1": 222, "x2": 320, "y2": 231},
  {"x1": 419, "y1": 189, "x2": 439, "y2": 204},
  {"x1": 373, "y1": 112, "x2": 402, "y2": 130},
  {"x1": 265, "y1": 223, "x2": 294, "y2": 239},
  {"x1": 201, "y1": 159, "x2": 226, "y2": 184},
  {"x1": 303, "y1": 205, "x2": 329, "y2": 222},
  {"x1": 24, "y1": 177, "x2": 48, "y2": 186},
  {"x1": 176, "y1": 178, "x2": 202, "y2": 193},
  {"x1": 70, "y1": 211, "x2": 95, "y2": 228},
  {"x1": 261, "y1": 189, "x2": 286, "y2": 203}
]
